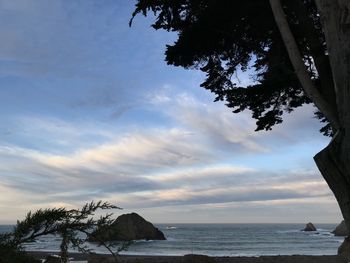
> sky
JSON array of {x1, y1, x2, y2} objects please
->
[{"x1": 0, "y1": 0, "x2": 342, "y2": 224}]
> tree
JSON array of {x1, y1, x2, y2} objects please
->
[
  {"x1": 0, "y1": 201, "x2": 126, "y2": 263},
  {"x1": 130, "y1": 0, "x2": 350, "y2": 248}
]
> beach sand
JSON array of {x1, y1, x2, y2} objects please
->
[{"x1": 28, "y1": 251, "x2": 346, "y2": 263}]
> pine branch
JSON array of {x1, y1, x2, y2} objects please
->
[{"x1": 0, "y1": 200, "x2": 125, "y2": 263}]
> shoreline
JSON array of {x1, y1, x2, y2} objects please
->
[{"x1": 28, "y1": 251, "x2": 346, "y2": 263}]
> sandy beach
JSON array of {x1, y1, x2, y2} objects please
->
[{"x1": 28, "y1": 251, "x2": 346, "y2": 263}]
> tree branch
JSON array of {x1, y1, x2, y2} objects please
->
[
  {"x1": 290, "y1": 0, "x2": 337, "y2": 111},
  {"x1": 269, "y1": 0, "x2": 340, "y2": 130},
  {"x1": 314, "y1": 0, "x2": 350, "y2": 128}
]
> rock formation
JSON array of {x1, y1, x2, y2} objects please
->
[
  {"x1": 89, "y1": 212, "x2": 166, "y2": 242},
  {"x1": 332, "y1": 220, "x2": 349, "y2": 236},
  {"x1": 338, "y1": 237, "x2": 350, "y2": 261},
  {"x1": 303, "y1": 222, "x2": 317, "y2": 231}
]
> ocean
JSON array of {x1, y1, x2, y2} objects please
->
[{"x1": 0, "y1": 224, "x2": 344, "y2": 256}]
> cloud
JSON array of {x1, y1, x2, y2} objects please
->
[
  {"x1": 111, "y1": 172, "x2": 332, "y2": 210},
  {"x1": 0, "y1": 88, "x2": 332, "y2": 221},
  {"x1": 0, "y1": 117, "x2": 332, "y2": 212},
  {"x1": 0, "y1": 124, "x2": 214, "y2": 199},
  {"x1": 147, "y1": 86, "x2": 330, "y2": 155},
  {"x1": 34, "y1": 129, "x2": 211, "y2": 172},
  {"x1": 147, "y1": 166, "x2": 256, "y2": 186},
  {"x1": 147, "y1": 90, "x2": 269, "y2": 154}
]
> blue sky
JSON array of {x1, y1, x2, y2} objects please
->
[{"x1": 0, "y1": 0, "x2": 342, "y2": 224}]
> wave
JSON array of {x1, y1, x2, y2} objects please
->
[
  {"x1": 166, "y1": 226, "x2": 178, "y2": 230},
  {"x1": 276, "y1": 230, "x2": 301, "y2": 233}
]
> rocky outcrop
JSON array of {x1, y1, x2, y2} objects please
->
[
  {"x1": 90, "y1": 213, "x2": 166, "y2": 242},
  {"x1": 338, "y1": 237, "x2": 350, "y2": 261},
  {"x1": 303, "y1": 222, "x2": 317, "y2": 231},
  {"x1": 332, "y1": 220, "x2": 349, "y2": 236}
]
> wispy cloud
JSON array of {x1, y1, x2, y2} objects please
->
[
  {"x1": 0, "y1": 88, "x2": 334, "y2": 222},
  {"x1": 0, "y1": 136, "x2": 331, "y2": 209},
  {"x1": 108, "y1": 170, "x2": 331, "y2": 208},
  {"x1": 148, "y1": 90, "x2": 269, "y2": 153}
]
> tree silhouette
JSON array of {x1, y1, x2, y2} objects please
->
[{"x1": 0, "y1": 201, "x2": 125, "y2": 263}]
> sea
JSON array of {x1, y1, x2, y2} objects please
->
[{"x1": 0, "y1": 224, "x2": 345, "y2": 256}]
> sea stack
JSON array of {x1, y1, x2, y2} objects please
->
[
  {"x1": 332, "y1": 220, "x2": 349, "y2": 236},
  {"x1": 303, "y1": 222, "x2": 317, "y2": 231},
  {"x1": 89, "y1": 212, "x2": 166, "y2": 241}
]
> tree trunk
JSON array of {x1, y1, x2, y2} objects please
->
[
  {"x1": 314, "y1": 130, "x2": 350, "y2": 259},
  {"x1": 60, "y1": 230, "x2": 69, "y2": 263},
  {"x1": 314, "y1": 0, "x2": 350, "y2": 221},
  {"x1": 314, "y1": 131, "x2": 350, "y2": 229},
  {"x1": 314, "y1": 0, "x2": 350, "y2": 258}
]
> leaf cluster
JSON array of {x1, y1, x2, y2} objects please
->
[{"x1": 131, "y1": 0, "x2": 332, "y2": 135}]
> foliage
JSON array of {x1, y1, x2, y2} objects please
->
[
  {"x1": 130, "y1": 0, "x2": 334, "y2": 135},
  {"x1": 0, "y1": 201, "x2": 127, "y2": 263}
]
